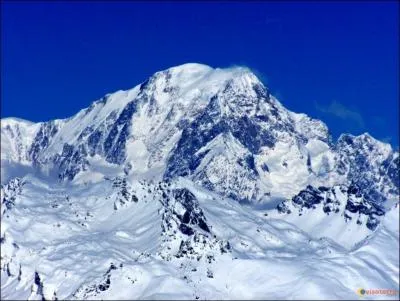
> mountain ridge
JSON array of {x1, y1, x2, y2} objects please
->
[{"x1": 1, "y1": 63, "x2": 397, "y2": 204}]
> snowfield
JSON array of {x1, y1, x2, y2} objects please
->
[
  {"x1": 1, "y1": 176, "x2": 398, "y2": 300},
  {"x1": 1, "y1": 63, "x2": 399, "y2": 300}
]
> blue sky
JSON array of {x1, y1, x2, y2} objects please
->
[{"x1": 1, "y1": 1, "x2": 399, "y2": 147}]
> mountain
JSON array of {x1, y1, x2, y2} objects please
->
[{"x1": 1, "y1": 63, "x2": 399, "y2": 300}]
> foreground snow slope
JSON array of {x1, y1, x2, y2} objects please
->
[{"x1": 1, "y1": 176, "x2": 398, "y2": 300}]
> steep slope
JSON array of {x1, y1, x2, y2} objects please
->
[
  {"x1": 1, "y1": 118, "x2": 41, "y2": 182},
  {"x1": 335, "y1": 133, "x2": 399, "y2": 204}
]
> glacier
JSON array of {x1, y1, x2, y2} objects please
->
[{"x1": 1, "y1": 63, "x2": 399, "y2": 300}]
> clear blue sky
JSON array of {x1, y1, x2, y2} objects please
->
[{"x1": 1, "y1": 1, "x2": 399, "y2": 147}]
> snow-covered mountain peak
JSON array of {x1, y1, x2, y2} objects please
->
[
  {"x1": 138, "y1": 63, "x2": 266, "y2": 107},
  {"x1": 1, "y1": 63, "x2": 398, "y2": 205},
  {"x1": 159, "y1": 63, "x2": 258, "y2": 84},
  {"x1": 163, "y1": 62, "x2": 213, "y2": 77}
]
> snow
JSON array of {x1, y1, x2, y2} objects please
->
[
  {"x1": 260, "y1": 140, "x2": 311, "y2": 198},
  {"x1": 1, "y1": 63, "x2": 398, "y2": 300},
  {"x1": 1, "y1": 118, "x2": 40, "y2": 163},
  {"x1": 1, "y1": 174, "x2": 398, "y2": 300}
]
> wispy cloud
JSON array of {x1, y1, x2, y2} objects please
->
[
  {"x1": 227, "y1": 62, "x2": 269, "y2": 85},
  {"x1": 249, "y1": 68, "x2": 269, "y2": 85},
  {"x1": 315, "y1": 100, "x2": 365, "y2": 129}
]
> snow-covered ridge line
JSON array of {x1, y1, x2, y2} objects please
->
[{"x1": 1, "y1": 63, "x2": 398, "y2": 205}]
